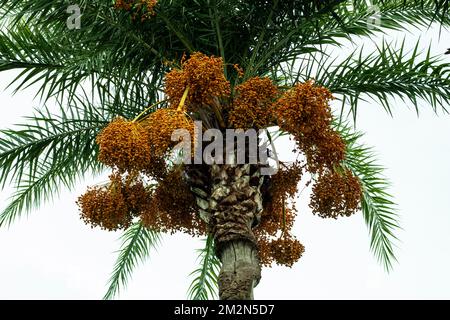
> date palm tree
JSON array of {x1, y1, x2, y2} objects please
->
[{"x1": 0, "y1": 0, "x2": 449, "y2": 300}]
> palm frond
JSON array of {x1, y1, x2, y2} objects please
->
[
  {"x1": 0, "y1": 111, "x2": 103, "y2": 186},
  {"x1": 286, "y1": 39, "x2": 450, "y2": 119},
  {"x1": 0, "y1": 155, "x2": 101, "y2": 227},
  {"x1": 103, "y1": 223, "x2": 162, "y2": 300},
  {"x1": 331, "y1": 40, "x2": 450, "y2": 118},
  {"x1": 335, "y1": 121, "x2": 400, "y2": 271},
  {"x1": 322, "y1": 1, "x2": 450, "y2": 41},
  {"x1": 374, "y1": 0, "x2": 450, "y2": 26},
  {"x1": 0, "y1": 7, "x2": 163, "y2": 105},
  {"x1": 243, "y1": 0, "x2": 450, "y2": 77},
  {"x1": 187, "y1": 235, "x2": 221, "y2": 300},
  {"x1": 0, "y1": 99, "x2": 108, "y2": 226}
]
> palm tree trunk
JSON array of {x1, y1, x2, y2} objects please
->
[
  {"x1": 209, "y1": 163, "x2": 263, "y2": 300},
  {"x1": 218, "y1": 240, "x2": 261, "y2": 300}
]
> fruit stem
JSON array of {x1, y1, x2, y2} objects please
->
[
  {"x1": 211, "y1": 97, "x2": 226, "y2": 128},
  {"x1": 281, "y1": 195, "x2": 287, "y2": 236},
  {"x1": 177, "y1": 86, "x2": 190, "y2": 111},
  {"x1": 133, "y1": 100, "x2": 167, "y2": 122}
]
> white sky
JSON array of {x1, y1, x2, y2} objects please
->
[{"x1": 0, "y1": 23, "x2": 449, "y2": 300}]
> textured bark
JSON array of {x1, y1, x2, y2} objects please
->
[
  {"x1": 186, "y1": 162, "x2": 264, "y2": 300},
  {"x1": 218, "y1": 240, "x2": 261, "y2": 300},
  {"x1": 209, "y1": 164, "x2": 262, "y2": 248}
]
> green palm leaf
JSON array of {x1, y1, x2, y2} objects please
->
[
  {"x1": 336, "y1": 121, "x2": 400, "y2": 271},
  {"x1": 0, "y1": 101, "x2": 107, "y2": 226},
  {"x1": 284, "y1": 39, "x2": 450, "y2": 119},
  {"x1": 104, "y1": 223, "x2": 162, "y2": 300},
  {"x1": 187, "y1": 235, "x2": 221, "y2": 300}
]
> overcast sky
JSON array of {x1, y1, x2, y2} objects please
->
[{"x1": 0, "y1": 22, "x2": 449, "y2": 300}]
